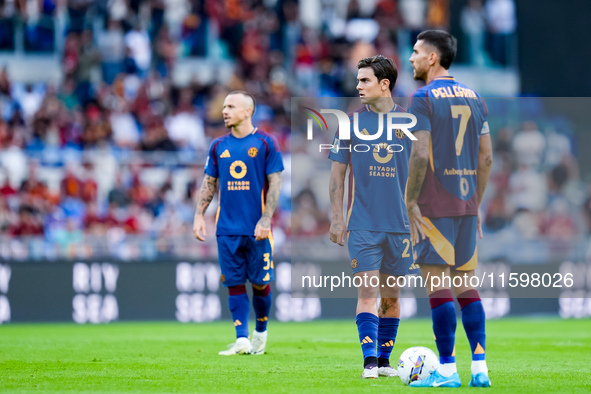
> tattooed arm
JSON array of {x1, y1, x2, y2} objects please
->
[
  {"x1": 329, "y1": 161, "x2": 347, "y2": 246},
  {"x1": 254, "y1": 171, "x2": 282, "y2": 241},
  {"x1": 193, "y1": 174, "x2": 219, "y2": 241},
  {"x1": 406, "y1": 130, "x2": 431, "y2": 244},
  {"x1": 476, "y1": 133, "x2": 493, "y2": 238}
]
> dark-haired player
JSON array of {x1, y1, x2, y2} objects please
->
[
  {"x1": 406, "y1": 30, "x2": 493, "y2": 388},
  {"x1": 328, "y1": 55, "x2": 417, "y2": 379},
  {"x1": 193, "y1": 91, "x2": 283, "y2": 356}
]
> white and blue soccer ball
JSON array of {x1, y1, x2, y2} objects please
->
[{"x1": 397, "y1": 346, "x2": 440, "y2": 385}]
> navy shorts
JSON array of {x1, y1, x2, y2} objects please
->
[
  {"x1": 414, "y1": 216, "x2": 478, "y2": 271},
  {"x1": 347, "y1": 230, "x2": 418, "y2": 276},
  {"x1": 217, "y1": 235, "x2": 274, "y2": 287}
]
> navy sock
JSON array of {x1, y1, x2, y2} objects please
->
[
  {"x1": 356, "y1": 312, "x2": 379, "y2": 361},
  {"x1": 228, "y1": 285, "x2": 249, "y2": 338},
  {"x1": 252, "y1": 285, "x2": 272, "y2": 333},
  {"x1": 458, "y1": 289, "x2": 486, "y2": 361},
  {"x1": 377, "y1": 317, "x2": 400, "y2": 360},
  {"x1": 429, "y1": 289, "x2": 456, "y2": 364}
]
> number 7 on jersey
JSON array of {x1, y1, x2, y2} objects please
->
[{"x1": 451, "y1": 105, "x2": 472, "y2": 156}]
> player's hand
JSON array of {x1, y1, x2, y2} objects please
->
[
  {"x1": 193, "y1": 215, "x2": 207, "y2": 241},
  {"x1": 329, "y1": 218, "x2": 347, "y2": 246},
  {"x1": 477, "y1": 209, "x2": 483, "y2": 239},
  {"x1": 406, "y1": 201, "x2": 430, "y2": 245},
  {"x1": 255, "y1": 216, "x2": 271, "y2": 241}
]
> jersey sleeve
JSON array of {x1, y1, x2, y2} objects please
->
[
  {"x1": 265, "y1": 135, "x2": 284, "y2": 175},
  {"x1": 327, "y1": 130, "x2": 350, "y2": 164},
  {"x1": 479, "y1": 98, "x2": 490, "y2": 135},
  {"x1": 408, "y1": 90, "x2": 431, "y2": 133},
  {"x1": 204, "y1": 141, "x2": 219, "y2": 178},
  {"x1": 481, "y1": 121, "x2": 490, "y2": 135}
]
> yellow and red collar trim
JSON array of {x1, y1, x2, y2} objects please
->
[{"x1": 433, "y1": 76, "x2": 454, "y2": 80}]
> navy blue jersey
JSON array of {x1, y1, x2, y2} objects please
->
[
  {"x1": 328, "y1": 104, "x2": 412, "y2": 233},
  {"x1": 205, "y1": 129, "x2": 284, "y2": 235},
  {"x1": 408, "y1": 76, "x2": 489, "y2": 217}
]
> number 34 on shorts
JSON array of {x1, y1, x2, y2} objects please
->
[{"x1": 216, "y1": 235, "x2": 275, "y2": 287}]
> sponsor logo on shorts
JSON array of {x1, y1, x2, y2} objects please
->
[{"x1": 351, "y1": 258, "x2": 358, "y2": 269}]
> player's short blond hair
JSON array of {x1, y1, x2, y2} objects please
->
[{"x1": 228, "y1": 90, "x2": 256, "y2": 116}]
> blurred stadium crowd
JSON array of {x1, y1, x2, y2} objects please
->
[{"x1": 0, "y1": 0, "x2": 586, "y2": 262}]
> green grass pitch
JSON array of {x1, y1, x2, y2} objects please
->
[{"x1": 1, "y1": 318, "x2": 590, "y2": 393}]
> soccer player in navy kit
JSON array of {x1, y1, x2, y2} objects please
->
[
  {"x1": 328, "y1": 55, "x2": 417, "y2": 379},
  {"x1": 193, "y1": 91, "x2": 284, "y2": 356},
  {"x1": 406, "y1": 31, "x2": 493, "y2": 388}
]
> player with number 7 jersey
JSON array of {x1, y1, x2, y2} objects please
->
[
  {"x1": 408, "y1": 77, "x2": 488, "y2": 218},
  {"x1": 405, "y1": 30, "x2": 493, "y2": 388}
]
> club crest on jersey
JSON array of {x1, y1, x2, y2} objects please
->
[
  {"x1": 248, "y1": 147, "x2": 258, "y2": 157},
  {"x1": 351, "y1": 258, "x2": 358, "y2": 269},
  {"x1": 395, "y1": 129, "x2": 406, "y2": 139}
]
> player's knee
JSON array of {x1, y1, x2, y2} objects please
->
[
  {"x1": 452, "y1": 270, "x2": 479, "y2": 296},
  {"x1": 380, "y1": 279, "x2": 402, "y2": 298},
  {"x1": 357, "y1": 297, "x2": 377, "y2": 309},
  {"x1": 357, "y1": 286, "x2": 379, "y2": 299}
]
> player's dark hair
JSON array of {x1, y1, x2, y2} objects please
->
[
  {"x1": 357, "y1": 55, "x2": 398, "y2": 92},
  {"x1": 417, "y1": 30, "x2": 457, "y2": 69},
  {"x1": 228, "y1": 90, "x2": 256, "y2": 116}
]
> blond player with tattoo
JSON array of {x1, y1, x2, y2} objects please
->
[{"x1": 193, "y1": 91, "x2": 283, "y2": 356}]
